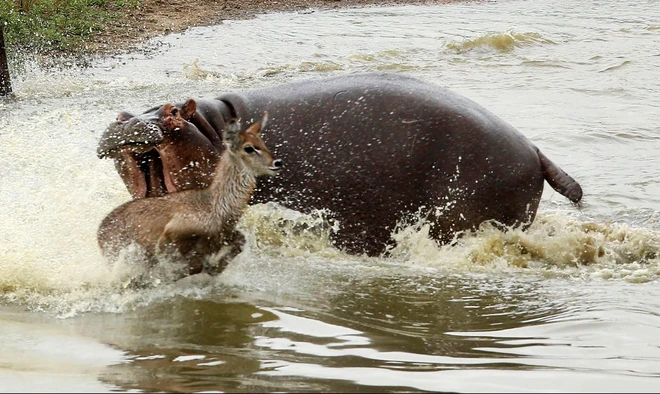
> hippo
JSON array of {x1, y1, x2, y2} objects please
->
[
  {"x1": 98, "y1": 73, "x2": 583, "y2": 256},
  {"x1": 101, "y1": 98, "x2": 223, "y2": 199}
]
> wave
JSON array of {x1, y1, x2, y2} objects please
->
[
  {"x1": 237, "y1": 204, "x2": 660, "y2": 284},
  {"x1": 1, "y1": 200, "x2": 658, "y2": 318},
  {"x1": 256, "y1": 61, "x2": 343, "y2": 78},
  {"x1": 388, "y1": 211, "x2": 659, "y2": 282},
  {"x1": 520, "y1": 59, "x2": 570, "y2": 69},
  {"x1": 445, "y1": 31, "x2": 556, "y2": 54},
  {"x1": 598, "y1": 60, "x2": 632, "y2": 73}
]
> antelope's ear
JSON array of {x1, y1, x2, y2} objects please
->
[
  {"x1": 181, "y1": 99, "x2": 197, "y2": 120},
  {"x1": 223, "y1": 118, "x2": 242, "y2": 145},
  {"x1": 245, "y1": 111, "x2": 268, "y2": 136}
]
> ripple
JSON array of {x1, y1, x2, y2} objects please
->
[{"x1": 445, "y1": 31, "x2": 556, "y2": 54}]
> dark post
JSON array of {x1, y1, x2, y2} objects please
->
[{"x1": 0, "y1": 26, "x2": 12, "y2": 96}]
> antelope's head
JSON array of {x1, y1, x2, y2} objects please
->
[{"x1": 224, "y1": 112, "x2": 283, "y2": 177}]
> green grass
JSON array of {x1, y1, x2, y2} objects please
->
[{"x1": 0, "y1": 0, "x2": 142, "y2": 54}]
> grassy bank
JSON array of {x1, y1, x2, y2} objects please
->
[
  {"x1": 1, "y1": 0, "x2": 467, "y2": 60},
  {"x1": 0, "y1": 0, "x2": 140, "y2": 55}
]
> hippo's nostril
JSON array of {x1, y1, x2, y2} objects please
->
[{"x1": 272, "y1": 159, "x2": 283, "y2": 168}]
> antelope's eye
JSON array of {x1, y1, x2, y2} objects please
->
[
  {"x1": 171, "y1": 108, "x2": 179, "y2": 117},
  {"x1": 244, "y1": 146, "x2": 256, "y2": 154}
]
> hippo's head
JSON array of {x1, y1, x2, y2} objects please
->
[
  {"x1": 97, "y1": 100, "x2": 199, "y2": 159},
  {"x1": 98, "y1": 99, "x2": 221, "y2": 199}
]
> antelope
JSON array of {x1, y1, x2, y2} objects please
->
[{"x1": 97, "y1": 99, "x2": 283, "y2": 278}]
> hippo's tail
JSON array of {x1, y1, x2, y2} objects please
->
[{"x1": 537, "y1": 149, "x2": 583, "y2": 206}]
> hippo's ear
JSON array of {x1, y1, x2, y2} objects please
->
[
  {"x1": 181, "y1": 99, "x2": 197, "y2": 121},
  {"x1": 244, "y1": 111, "x2": 268, "y2": 136},
  {"x1": 117, "y1": 111, "x2": 134, "y2": 122}
]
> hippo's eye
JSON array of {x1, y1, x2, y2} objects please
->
[
  {"x1": 244, "y1": 146, "x2": 257, "y2": 154},
  {"x1": 171, "y1": 108, "x2": 179, "y2": 117}
]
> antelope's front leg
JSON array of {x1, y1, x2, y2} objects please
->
[
  {"x1": 205, "y1": 231, "x2": 246, "y2": 276},
  {"x1": 157, "y1": 225, "x2": 206, "y2": 276}
]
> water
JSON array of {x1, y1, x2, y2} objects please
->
[{"x1": 1, "y1": 0, "x2": 659, "y2": 391}]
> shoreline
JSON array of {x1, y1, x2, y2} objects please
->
[{"x1": 89, "y1": 0, "x2": 472, "y2": 57}]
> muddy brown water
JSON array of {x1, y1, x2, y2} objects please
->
[{"x1": 1, "y1": 0, "x2": 659, "y2": 392}]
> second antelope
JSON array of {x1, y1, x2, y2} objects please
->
[{"x1": 97, "y1": 99, "x2": 283, "y2": 278}]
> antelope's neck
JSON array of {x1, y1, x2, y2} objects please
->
[{"x1": 208, "y1": 153, "x2": 256, "y2": 225}]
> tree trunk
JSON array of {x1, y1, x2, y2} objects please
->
[{"x1": 0, "y1": 27, "x2": 12, "y2": 96}]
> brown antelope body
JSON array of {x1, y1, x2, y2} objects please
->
[{"x1": 97, "y1": 99, "x2": 282, "y2": 277}]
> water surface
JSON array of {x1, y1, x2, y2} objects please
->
[{"x1": 1, "y1": 0, "x2": 659, "y2": 391}]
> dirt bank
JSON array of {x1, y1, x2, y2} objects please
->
[{"x1": 93, "y1": 0, "x2": 470, "y2": 55}]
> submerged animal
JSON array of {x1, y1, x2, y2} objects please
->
[
  {"x1": 98, "y1": 73, "x2": 582, "y2": 256},
  {"x1": 98, "y1": 100, "x2": 282, "y2": 277}
]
